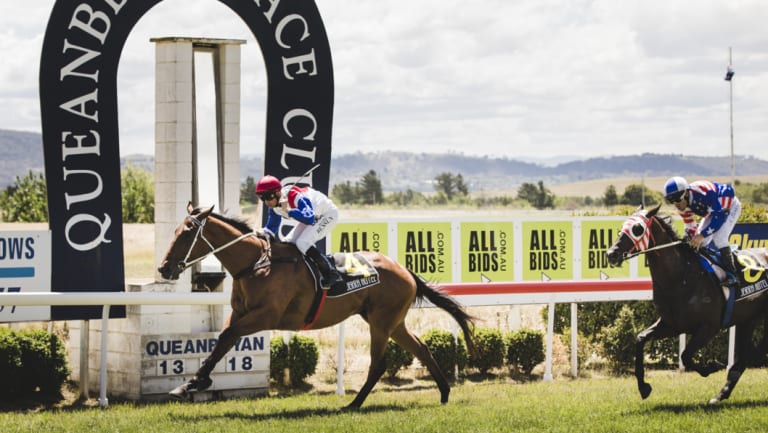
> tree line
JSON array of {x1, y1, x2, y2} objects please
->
[{"x1": 3, "y1": 167, "x2": 768, "y2": 223}]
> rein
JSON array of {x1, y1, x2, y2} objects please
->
[
  {"x1": 623, "y1": 240, "x2": 683, "y2": 260},
  {"x1": 622, "y1": 215, "x2": 684, "y2": 260},
  {"x1": 179, "y1": 214, "x2": 270, "y2": 273}
]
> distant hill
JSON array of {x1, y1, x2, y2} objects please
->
[
  {"x1": 3, "y1": 129, "x2": 767, "y2": 193},
  {"x1": 0, "y1": 130, "x2": 45, "y2": 186}
]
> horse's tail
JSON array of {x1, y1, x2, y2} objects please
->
[{"x1": 408, "y1": 269, "x2": 476, "y2": 356}]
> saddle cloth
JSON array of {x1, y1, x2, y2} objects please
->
[
  {"x1": 700, "y1": 248, "x2": 768, "y2": 302},
  {"x1": 702, "y1": 248, "x2": 768, "y2": 328},
  {"x1": 328, "y1": 252, "x2": 381, "y2": 297},
  {"x1": 305, "y1": 252, "x2": 381, "y2": 298}
]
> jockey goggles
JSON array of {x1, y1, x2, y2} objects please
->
[
  {"x1": 258, "y1": 191, "x2": 279, "y2": 202},
  {"x1": 665, "y1": 190, "x2": 686, "y2": 204}
]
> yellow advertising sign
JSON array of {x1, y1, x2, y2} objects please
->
[
  {"x1": 522, "y1": 221, "x2": 572, "y2": 281},
  {"x1": 459, "y1": 222, "x2": 514, "y2": 282},
  {"x1": 330, "y1": 222, "x2": 388, "y2": 253},
  {"x1": 397, "y1": 222, "x2": 452, "y2": 282},
  {"x1": 581, "y1": 220, "x2": 627, "y2": 279}
]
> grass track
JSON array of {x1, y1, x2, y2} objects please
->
[{"x1": 4, "y1": 370, "x2": 768, "y2": 433}]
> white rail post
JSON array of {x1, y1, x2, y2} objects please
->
[
  {"x1": 99, "y1": 305, "x2": 110, "y2": 409},
  {"x1": 336, "y1": 322, "x2": 345, "y2": 395},
  {"x1": 544, "y1": 301, "x2": 555, "y2": 382},
  {"x1": 571, "y1": 303, "x2": 578, "y2": 378},
  {"x1": 80, "y1": 320, "x2": 90, "y2": 399}
]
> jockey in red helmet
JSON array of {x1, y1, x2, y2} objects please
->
[{"x1": 255, "y1": 175, "x2": 345, "y2": 291}]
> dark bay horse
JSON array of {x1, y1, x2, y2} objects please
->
[
  {"x1": 157, "y1": 204, "x2": 475, "y2": 409},
  {"x1": 606, "y1": 205, "x2": 768, "y2": 404}
]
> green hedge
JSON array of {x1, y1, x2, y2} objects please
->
[
  {"x1": 269, "y1": 334, "x2": 319, "y2": 386},
  {"x1": 469, "y1": 327, "x2": 505, "y2": 374},
  {"x1": 505, "y1": 328, "x2": 545, "y2": 375},
  {"x1": 384, "y1": 339, "x2": 414, "y2": 378},
  {"x1": 421, "y1": 329, "x2": 468, "y2": 380},
  {"x1": 0, "y1": 327, "x2": 69, "y2": 401}
]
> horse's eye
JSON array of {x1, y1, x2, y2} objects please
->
[{"x1": 631, "y1": 224, "x2": 644, "y2": 238}]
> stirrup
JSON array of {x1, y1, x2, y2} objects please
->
[
  {"x1": 722, "y1": 273, "x2": 738, "y2": 287},
  {"x1": 322, "y1": 271, "x2": 345, "y2": 290}
]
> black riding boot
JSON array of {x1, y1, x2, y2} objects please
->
[
  {"x1": 719, "y1": 247, "x2": 739, "y2": 287},
  {"x1": 306, "y1": 246, "x2": 345, "y2": 291}
]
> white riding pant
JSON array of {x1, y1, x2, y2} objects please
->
[
  {"x1": 698, "y1": 197, "x2": 741, "y2": 249},
  {"x1": 283, "y1": 207, "x2": 339, "y2": 254}
]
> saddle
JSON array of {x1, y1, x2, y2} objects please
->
[{"x1": 302, "y1": 252, "x2": 381, "y2": 329}]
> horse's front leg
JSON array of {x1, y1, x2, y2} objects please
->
[
  {"x1": 635, "y1": 318, "x2": 676, "y2": 399},
  {"x1": 169, "y1": 308, "x2": 279, "y2": 400}
]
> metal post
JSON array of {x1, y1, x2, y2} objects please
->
[
  {"x1": 679, "y1": 334, "x2": 685, "y2": 371},
  {"x1": 570, "y1": 303, "x2": 578, "y2": 378},
  {"x1": 727, "y1": 46, "x2": 736, "y2": 368},
  {"x1": 99, "y1": 305, "x2": 110, "y2": 409},
  {"x1": 80, "y1": 320, "x2": 90, "y2": 399},
  {"x1": 336, "y1": 323, "x2": 345, "y2": 395},
  {"x1": 543, "y1": 301, "x2": 555, "y2": 382},
  {"x1": 728, "y1": 46, "x2": 735, "y2": 185}
]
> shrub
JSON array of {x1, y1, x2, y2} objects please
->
[
  {"x1": 0, "y1": 328, "x2": 23, "y2": 396},
  {"x1": 598, "y1": 305, "x2": 638, "y2": 373},
  {"x1": 287, "y1": 334, "x2": 319, "y2": 386},
  {"x1": 269, "y1": 334, "x2": 318, "y2": 386},
  {"x1": 422, "y1": 329, "x2": 468, "y2": 380},
  {"x1": 505, "y1": 328, "x2": 545, "y2": 375},
  {"x1": 547, "y1": 301, "x2": 680, "y2": 369},
  {"x1": 384, "y1": 340, "x2": 414, "y2": 379},
  {"x1": 269, "y1": 336, "x2": 289, "y2": 384},
  {"x1": 0, "y1": 327, "x2": 69, "y2": 400},
  {"x1": 468, "y1": 327, "x2": 505, "y2": 374}
]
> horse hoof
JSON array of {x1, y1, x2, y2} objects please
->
[
  {"x1": 639, "y1": 383, "x2": 652, "y2": 399},
  {"x1": 708, "y1": 397, "x2": 721, "y2": 405},
  {"x1": 194, "y1": 376, "x2": 213, "y2": 392},
  {"x1": 169, "y1": 384, "x2": 190, "y2": 401},
  {"x1": 343, "y1": 403, "x2": 361, "y2": 411}
]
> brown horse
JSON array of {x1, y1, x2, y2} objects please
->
[
  {"x1": 606, "y1": 205, "x2": 768, "y2": 404},
  {"x1": 157, "y1": 204, "x2": 475, "y2": 409}
]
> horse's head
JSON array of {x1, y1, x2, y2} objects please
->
[
  {"x1": 157, "y1": 203, "x2": 215, "y2": 280},
  {"x1": 606, "y1": 204, "x2": 661, "y2": 267}
]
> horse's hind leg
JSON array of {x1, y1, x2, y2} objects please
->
[
  {"x1": 346, "y1": 325, "x2": 389, "y2": 409},
  {"x1": 681, "y1": 324, "x2": 722, "y2": 377},
  {"x1": 710, "y1": 322, "x2": 759, "y2": 404},
  {"x1": 390, "y1": 323, "x2": 451, "y2": 403}
]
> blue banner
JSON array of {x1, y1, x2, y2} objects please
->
[{"x1": 731, "y1": 223, "x2": 768, "y2": 250}]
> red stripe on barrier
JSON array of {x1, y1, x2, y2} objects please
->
[{"x1": 439, "y1": 279, "x2": 652, "y2": 296}]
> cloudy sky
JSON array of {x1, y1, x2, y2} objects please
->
[{"x1": 2, "y1": 1, "x2": 768, "y2": 162}]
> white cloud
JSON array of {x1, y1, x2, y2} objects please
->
[{"x1": 1, "y1": 0, "x2": 767, "y2": 162}]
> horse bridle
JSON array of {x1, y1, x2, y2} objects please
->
[
  {"x1": 621, "y1": 215, "x2": 683, "y2": 260},
  {"x1": 176, "y1": 213, "x2": 270, "y2": 274}
]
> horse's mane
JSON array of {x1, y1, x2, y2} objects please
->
[
  {"x1": 651, "y1": 212, "x2": 701, "y2": 260},
  {"x1": 209, "y1": 211, "x2": 255, "y2": 235},
  {"x1": 651, "y1": 213, "x2": 681, "y2": 241}
]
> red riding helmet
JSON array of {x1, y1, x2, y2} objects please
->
[{"x1": 256, "y1": 175, "x2": 282, "y2": 193}]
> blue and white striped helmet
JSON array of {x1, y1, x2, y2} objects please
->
[{"x1": 663, "y1": 176, "x2": 688, "y2": 203}]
